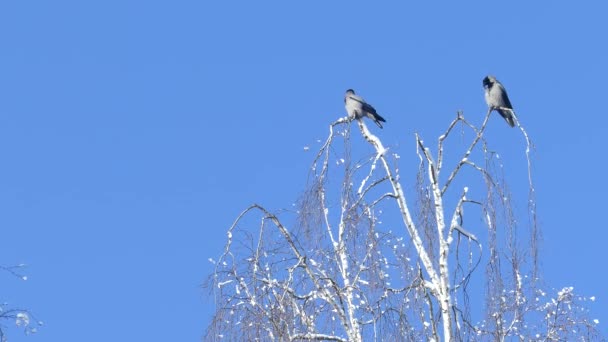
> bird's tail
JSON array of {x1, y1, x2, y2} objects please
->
[
  {"x1": 373, "y1": 113, "x2": 386, "y2": 129},
  {"x1": 498, "y1": 109, "x2": 516, "y2": 128}
]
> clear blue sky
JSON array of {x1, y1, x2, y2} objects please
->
[{"x1": 1, "y1": 1, "x2": 606, "y2": 340}]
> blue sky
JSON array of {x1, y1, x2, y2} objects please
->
[{"x1": 0, "y1": 1, "x2": 606, "y2": 340}]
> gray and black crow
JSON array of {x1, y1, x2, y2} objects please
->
[
  {"x1": 344, "y1": 89, "x2": 386, "y2": 128},
  {"x1": 483, "y1": 75, "x2": 516, "y2": 127}
]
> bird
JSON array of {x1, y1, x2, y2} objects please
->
[
  {"x1": 344, "y1": 89, "x2": 386, "y2": 128},
  {"x1": 483, "y1": 75, "x2": 516, "y2": 127}
]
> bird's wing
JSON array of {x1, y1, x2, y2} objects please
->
[
  {"x1": 373, "y1": 112, "x2": 386, "y2": 123},
  {"x1": 361, "y1": 102, "x2": 378, "y2": 115},
  {"x1": 347, "y1": 94, "x2": 365, "y2": 104},
  {"x1": 349, "y1": 95, "x2": 378, "y2": 115},
  {"x1": 497, "y1": 84, "x2": 513, "y2": 109}
]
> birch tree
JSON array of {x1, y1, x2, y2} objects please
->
[{"x1": 205, "y1": 110, "x2": 601, "y2": 341}]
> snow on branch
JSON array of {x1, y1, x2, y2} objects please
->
[{"x1": 206, "y1": 109, "x2": 601, "y2": 342}]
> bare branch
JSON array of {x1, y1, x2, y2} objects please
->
[
  {"x1": 441, "y1": 108, "x2": 492, "y2": 195},
  {"x1": 292, "y1": 333, "x2": 349, "y2": 341},
  {"x1": 206, "y1": 110, "x2": 601, "y2": 342},
  {"x1": 437, "y1": 111, "x2": 464, "y2": 172},
  {"x1": 357, "y1": 119, "x2": 440, "y2": 291}
]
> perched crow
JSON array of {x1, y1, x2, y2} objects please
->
[
  {"x1": 344, "y1": 89, "x2": 386, "y2": 128},
  {"x1": 483, "y1": 75, "x2": 516, "y2": 127}
]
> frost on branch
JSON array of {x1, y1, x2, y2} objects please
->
[
  {"x1": 204, "y1": 114, "x2": 602, "y2": 341},
  {"x1": 1, "y1": 264, "x2": 42, "y2": 340}
]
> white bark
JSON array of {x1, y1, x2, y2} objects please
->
[
  {"x1": 356, "y1": 119, "x2": 441, "y2": 296},
  {"x1": 206, "y1": 111, "x2": 601, "y2": 342}
]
